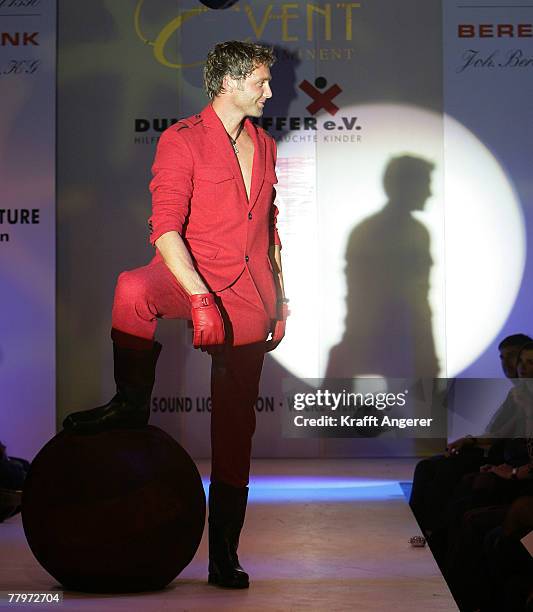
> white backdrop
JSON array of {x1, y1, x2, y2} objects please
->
[{"x1": 0, "y1": 0, "x2": 56, "y2": 460}]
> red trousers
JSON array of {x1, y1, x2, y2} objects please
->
[{"x1": 110, "y1": 256, "x2": 269, "y2": 488}]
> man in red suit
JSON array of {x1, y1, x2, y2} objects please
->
[{"x1": 63, "y1": 41, "x2": 288, "y2": 589}]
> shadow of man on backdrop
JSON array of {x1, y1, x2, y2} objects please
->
[{"x1": 325, "y1": 155, "x2": 439, "y2": 380}]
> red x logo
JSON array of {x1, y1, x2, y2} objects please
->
[{"x1": 299, "y1": 79, "x2": 342, "y2": 116}]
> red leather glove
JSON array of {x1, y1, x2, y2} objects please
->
[
  {"x1": 190, "y1": 293, "x2": 225, "y2": 349},
  {"x1": 266, "y1": 300, "x2": 290, "y2": 352}
]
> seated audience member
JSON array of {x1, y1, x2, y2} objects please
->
[
  {"x1": 463, "y1": 341, "x2": 533, "y2": 510},
  {"x1": 0, "y1": 441, "x2": 29, "y2": 522},
  {"x1": 432, "y1": 344, "x2": 533, "y2": 603},
  {"x1": 409, "y1": 334, "x2": 531, "y2": 535}
]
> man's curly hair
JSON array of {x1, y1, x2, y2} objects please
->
[{"x1": 204, "y1": 41, "x2": 275, "y2": 100}]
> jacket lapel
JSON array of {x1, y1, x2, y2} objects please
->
[{"x1": 245, "y1": 118, "x2": 265, "y2": 211}]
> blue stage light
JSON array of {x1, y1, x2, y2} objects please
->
[{"x1": 202, "y1": 476, "x2": 407, "y2": 503}]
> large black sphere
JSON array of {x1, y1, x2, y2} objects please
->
[
  {"x1": 21, "y1": 426, "x2": 205, "y2": 593},
  {"x1": 199, "y1": 0, "x2": 239, "y2": 9}
]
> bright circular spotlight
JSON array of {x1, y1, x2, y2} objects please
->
[{"x1": 273, "y1": 104, "x2": 525, "y2": 380}]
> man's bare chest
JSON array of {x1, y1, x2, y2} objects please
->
[{"x1": 235, "y1": 132, "x2": 254, "y2": 200}]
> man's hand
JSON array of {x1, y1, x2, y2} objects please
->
[
  {"x1": 488, "y1": 463, "x2": 514, "y2": 479},
  {"x1": 190, "y1": 293, "x2": 225, "y2": 350},
  {"x1": 265, "y1": 301, "x2": 289, "y2": 352},
  {"x1": 445, "y1": 436, "x2": 476, "y2": 457},
  {"x1": 517, "y1": 464, "x2": 533, "y2": 480}
]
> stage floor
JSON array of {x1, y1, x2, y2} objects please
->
[{"x1": 0, "y1": 458, "x2": 457, "y2": 611}]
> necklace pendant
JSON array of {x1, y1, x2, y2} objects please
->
[{"x1": 228, "y1": 122, "x2": 243, "y2": 156}]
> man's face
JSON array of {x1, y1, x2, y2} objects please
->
[
  {"x1": 227, "y1": 63, "x2": 272, "y2": 117},
  {"x1": 500, "y1": 346, "x2": 520, "y2": 378},
  {"x1": 517, "y1": 349, "x2": 533, "y2": 379}
]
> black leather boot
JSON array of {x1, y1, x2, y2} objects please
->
[
  {"x1": 208, "y1": 481, "x2": 250, "y2": 589},
  {"x1": 62, "y1": 341, "x2": 162, "y2": 433}
]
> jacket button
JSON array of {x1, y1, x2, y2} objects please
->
[
  {"x1": 245, "y1": 255, "x2": 249, "y2": 262},
  {"x1": 248, "y1": 212, "x2": 252, "y2": 220}
]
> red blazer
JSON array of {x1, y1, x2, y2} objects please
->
[{"x1": 148, "y1": 103, "x2": 281, "y2": 319}]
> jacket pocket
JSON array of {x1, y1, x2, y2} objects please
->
[
  {"x1": 194, "y1": 166, "x2": 236, "y2": 214},
  {"x1": 195, "y1": 166, "x2": 235, "y2": 183}
]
